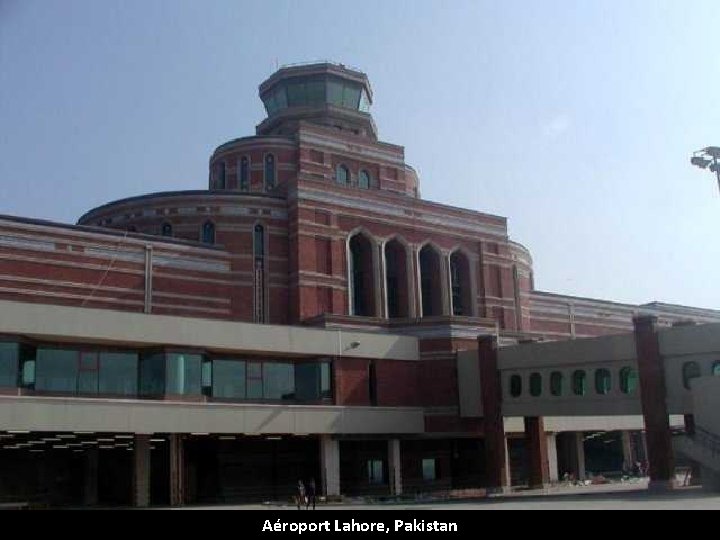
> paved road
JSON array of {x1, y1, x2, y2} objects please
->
[{"x1": 176, "y1": 485, "x2": 720, "y2": 510}]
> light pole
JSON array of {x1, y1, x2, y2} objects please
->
[{"x1": 690, "y1": 146, "x2": 720, "y2": 194}]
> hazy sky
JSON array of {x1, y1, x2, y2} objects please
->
[{"x1": 1, "y1": 0, "x2": 719, "y2": 309}]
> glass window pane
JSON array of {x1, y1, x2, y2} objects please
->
[
  {"x1": 359, "y1": 90, "x2": 371, "y2": 113},
  {"x1": 263, "y1": 362, "x2": 295, "y2": 400},
  {"x1": 166, "y1": 353, "x2": 202, "y2": 395},
  {"x1": 359, "y1": 170, "x2": 370, "y2": 189},
  {"x1": 263, "y1": 92, "x2": 277, "y2": 115},
  {"x1": 36, "y1": 349, "x2": 78, "y2": 393},
  {"x1": 247, "y1": 361, "x2": 263, "y2": 399},
  {"x1": 0, "y1": 342, "x2": 19, "y2": 387},
  {"x1": 595, "y1": 369, "x2": 611, "y2": 395},
  {"x1": 422, "y1": 458, "x2": 437, "y2": 481},
  {"x1": 342, "y1": 85, "x2": 361, "y2": 109},
  {"x1": 275, "y1": 86, "x2": 287, "y2": 109},
  {"x1": 78, "y1": 352, "x2": 98, "y2": 394},
  {"x1": 572, "y1": 370, "x2": 586, "y2": 396},
  {"x1": 327, "y1": 80, "x2": 343, "y2": 106},
  {"x1": 530, "y1": 372, "x2": 542, "y2": 397},
  {"x1": 320, "y1": 362, "x2": 331, "y2": 399},
  {"x1": 367, "y1": 460, "x2": 384, "y2": 484},
  {"x1": 713, "y1": 362, "x2": 720, "y2": 377},
  {"x1": 140, "y1": 353, "x2": 165, "y2": 396},
  {"x1": 305, "y1": 80, "x2": 325, "y2": 104},
  {"x1": 98, "y1": 352, "x2": 138, "y2": 396},
  {"x1": 550, "y1": 371, "x2": 563, "y2": 396},
  {"x1": 286, "y1": 82, "x2": 307, "y2": 107},
  {"x1": 212, "y1": 359, "x2": 246, "y2": 399},
  {"x1": 295, "y1": 363, "x2": 320, "y2": 401},
  {"x1": 620, "y1": 367, "x2": 638, "y2": 394},
  {"x1": 509, "y1": 374, "x2": 522, "y2": 397},
  {"x1": 682, "y1": 362, "x2": 701, "y2": 390}
]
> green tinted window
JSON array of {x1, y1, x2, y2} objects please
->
[
  {"x1": 0, "y1": 342, "x2": 19, "y2": 388},
  {"x1": 529, "y1": 372, "x2": 542, "y2": 397},
  {"x1": 595, "y1": 369, "x2": 611, "y2": 395},
  {"x1": 620, "y1": 367, "x2": 638, "y2": 394},
  {"x1": 166, "y1": 353, "x2": 202, "y2": 395},
  {"x1": 342, "y1": 85, "x2": 361, "y2": 108},
  {"x1": 509, "y1": 374, "x2": 522, "y2": 397},
  {"x1": 263, "y1": 362, "x2": 295, "y2": 400},
  {"x1": 213, "y1": 359, "x2": 246, "y2": 399},
  {"x1": 36, "y1": 349, "x2": 78, "y2": 393},
  {"x1": 99, "y1": 352, "x2": 138, "y2": 396},
  {"x1": 327, "y1": 80, "x2": 344, "y2": 106},
  {"x1": 550, "y1": 371, "x2": 563, "y2": 396},
  {"x1": 572, "y1": 370, "x2": 586, "y2": 396}
]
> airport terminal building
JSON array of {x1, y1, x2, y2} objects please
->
[{"x1": 1, "y1": 63, "x2": 719, "y2": 506}]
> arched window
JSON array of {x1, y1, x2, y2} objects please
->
[
  {"x1": 238, "y1": 156, "x2": 250, "y2": 191},
  {"x1": 509, "y1": 374, "x2": 522, "y2": 397},
  {"x1": 450, "y1": 251, "x2": 472, "y2": 316},
  {"x1": 595, "y1": 369, "x2": 611, "y2": 395},
  {"x1": 419, "y1": 245, "x2": 443, "y2": 317},
  {"x1": 214, "y1": 161, "x2": 226, "y2": 189},
  {"x1": 384, "y1": 238, "x2": 410, "y2": 318},
  {"x1": 368, "y1": 361, "x2": 377, "y2": 406},
  {"x1": 550, "y1": 371, "x2": 563, "y2": 396},
  {"x1": 358, "y1": 170, "x2": 370, "y2": 189},
  {"x1": 264, "y1": 154, "x2": 276, "y2": 190},
  {"x1": 620, "y1": 367, "x2": 638, "y2": 394},
  {"x1": 529, "y1": 372, "x2": 542, "y2": 397},
  {"x1": 336, "y1": 164, "x2": 350, "y2": 186},
  {"x1": 253, "y1": 224, "x2": 266, "y2": 323},
  {"x1": 572, "y1": 370, "x2": 586, "y2": 396},
  {"x1": 682, "y1": 361, "x2": 701, "y2": 390},
  {"x1": 713, "y1": 361, "x2": 720, "y2": 377},
  {"x1": 202, "y1": 221, "x2": 215, "y2": 245},
  {"x1": 349, "y1": 232, "x2": 377, "y2": 317},
  {"x1": 161, "y1": 223, "x2": 172, "y2": 237}
]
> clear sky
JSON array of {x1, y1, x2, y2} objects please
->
[{"x1": 1, "y1": 0, "x2": 719, "y2": 309}]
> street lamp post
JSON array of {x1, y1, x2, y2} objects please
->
[{"x1": 690, "y1": 146, "x2": 720, "y2": 194}]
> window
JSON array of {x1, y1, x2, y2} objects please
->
[
  {"x1": 368, "y1": 361, "x2": 377, "y2": 406},
  {"x1": 98, "y1": 352, "x2": 138, "y2": 396},
  {"x1": 140, "y1": 353, "x2": 165, "y2": 396},
  {"x1": 247, "y1": 361, "x2": 263, "y2": 399},
  {"x1": 214, "y1": 161, "x2": 226, "y2": 189},
  {"x1": 161, "y1": 222, "x2": 172, "y2": 237},
  {"x1": 336, "y1": 164, "x2": 349, "y2": 185},
  {"x1": 201, "y1": 359, "x2": 212, "y2": 395},
  {"x1": 572, "y1": 370, "x2": 586, "y2": 396},
  {"x1": 358, "y1": 170, "x2": 370, "y2": 189},
  {"x1": 202, "y1": 221, "x2": 215, "y2": 244},
  {"x1": 713, "y1": 362, "x2": 720, "y2": 377},
  {"x1": 166, "y1": 353, "x2": 202, "y2": 395},
  {"x1": 367, "y1": 460, "x2": 384, "y2": 484},
  {"x1": 35, "y1": 349, "x2": 78, "y2": 393},
  {"x1": 212, "y1": 359, "x2": 246, "y2": 399},
  {"x1": 595, "y1": 369, "x2": 611, "y2": 395},
  {"x1": 529, "y1": 372, "x2": 542, "y2": 397},
  {"x1": 262, "y1": 362, "x2": 295, "y2": 400},
  {"x1": 295, "y1": 362, "x2": 332, "y2": 401},
  {"x1": 0, "y1": 342, "x2": 19, "y2": 387},
  {"x1": 550, "y1": 371, "x2": 563, "y2": 396},
  {"x1": 422, "y1": 458, "x2": 438, "y2": 482},
  {"x1": 620, "y1": 367, "x2": 638, "y2": 394},
  {"x1": 682, "y1": 361, "x2": 701, "y2": 390},
  {"x1": 238, "y1": 156, "x2": 250, "y2": 191},
  {"x1": 264, "y1": 154, "x2": 276, "y2": 190},
  {"x1": 509, "y1": 374, "x2": 522, "y2": 397}
]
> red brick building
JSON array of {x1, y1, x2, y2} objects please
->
[{"x1": 0, "y1": 63, "x2": 718, "y2": 506}]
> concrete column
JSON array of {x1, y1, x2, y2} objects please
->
[
  {"x1": 405, "y1": 246, "x2": 417, "y2": 318},
  {"x1": 575, "y1": 432, "x2": 586, "y2": 481},
  {"x1": 83, "y1": 447, "x2": 98, "y2": 506},
  {"x1": 388, "y1": 439, "x2": 402, "y2": 496},
  {"x1": 441, "y1": 252, "x2": 451, "y2": 316},
  {"x1": 133, "y1": 434, "x2": 151, "y2": 508},
  {"x1": 633, "y1": 315, "x2": 675, "y2": 489},
  {"x1": 169, "y1": 433, "x2": 184, "y2": 507},
  {"x1": 621, "y1": 431, "x2": 634, "y2": 470},
  {"x1": 478, "y1": 334, "x2": 509, "y2": 492},
  {"x1": 525, "y1": 417, "x2": 549, "y2": 488},
  {"x1": 320, "y1": 435, "x2": 340, "y2": 497},
  {"x1": 546, "y1": 433, "x2": 559, "y2": 483}
]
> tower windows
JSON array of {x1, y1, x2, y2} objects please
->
[
  {"x1": 213, "y1": 161, "x2": 226, "y2": 190},
  {"x1": 264, "y1": 154, "x2": 276, "y2": 190},
  {"x1": 358, "y1": 169, "x2": 370, "y2": 189},
  {"x1": 161, "y1": 222, "x2": 172, "y2": 237},
  {"x1": 202, "y1": 221, "x2": 215, "y2": 245},
  {"x1": 238, "y1": 156, "x2": 250, "y2": 191},
  {"x1": 254, "y1": 224, "x2": 266, "y2": 323},
  {"x1": 336, "y1": 164, "x2": 350, "y2": 186}
]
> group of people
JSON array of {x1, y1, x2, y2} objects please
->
[{"x1": 295, "y1": 478, "x2": 317, "y2": 510}]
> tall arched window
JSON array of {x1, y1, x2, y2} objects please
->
[
  {"x1": 419, "y1": 245, "x2": 443, "y2": 317},
  {"x1": 595, "y1": 369, "x2": 611, "y2": 395},
  {"x1": 349, "y1": 232, "x2": 377, "y2": 317},
  {"x1": 358, "y1": 170, "x2": 370, "y2": 189},
  {"x1": 202, "y1": 221, "x2": 215, "y2": 245},
  {"x1": 253, "y1": 224, "x2": 266, "y2": 323},
  {"x1": 336, "y1": 164, "x2": 350, "y2": 186},
  {"x1": 550, "y1": 371, "x2": 563, "y2": 396},
  {"x1": 620, "y1": 367, "x2": 638, "y2": 394},
  {"x1": 214, "y1": 161, "x2": 226, "y2": 190},
  {"x1": 682, "y1": 361, "x2": 701, "y2": 390},
  {"x1": 238, "y1": 156, "x2": 250, "y2": 191},
  {"x1": 384, "y1": 238, "x2": 410, "y2": 318},
  {"x1": 161, "y1": 223, "x2": 172, "y2": 237},
  {"x1": 264, "y1": 154, "x2": 276, "y2": 190},
  {"x1": 450, "y1": 251, "x2": 472, "y2": 316},
  {"x1": 572, "y1": 370, "x2": 586, "y2": 396}
]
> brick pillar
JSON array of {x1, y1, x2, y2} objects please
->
[
  {"x1": 633, "y1": 315, "x2": 675, "y2": 489},
  {"x1": 525, "y1": 416, "x2": 549, "y2": 488},
  {"x1": 169, "y1": 433, "x2": 185, "y2": 506},
  {"x1": 478, "y1": 334, "x2": 509, "y2": 491},
  {"x1": 621, "y1": 431, "x2": 634, "y2": 472},
  {"x1": 133, "y1": 434, "x2": 151, "y2": 507},
  {"x1": 320, "y1": 435, "x2": 340, "y2": 497},
  {"x1": 546, "y1": 433, "x2": 559, "y2": 483},
  {"x1": 388, "y1": 439, "x2": 402, "y2": 495}
]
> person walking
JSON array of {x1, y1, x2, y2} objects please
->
[
  {"x1": 296, "y1": 480, "x2": 306, "y2": 510},
  {"x1": 305, "y1": 478, "x2": 316, "y2": 510}
]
